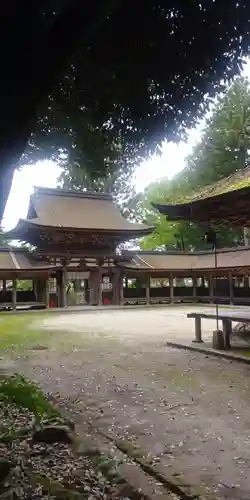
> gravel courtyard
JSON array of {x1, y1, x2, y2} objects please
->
[
  {"x1": 13, "y1": 306, "x2": 250, "y2": 499},
  {"x1": 40, "y1": 305, "x2": 217, "y2": 343}
]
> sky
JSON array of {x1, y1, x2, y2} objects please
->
[{"x1": 3, "y1": 59, "x2": 250, "y2": 231}]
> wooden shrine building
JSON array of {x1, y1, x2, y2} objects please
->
[
  {"x1": 2, "y1": 182, "x2": 250, "y2": 310},
  {"x1": 3, "y1": 187, "x2": 152, "y2": 309},
  {"x1": 152, "y1": 167, "x2": 250, "y2": 227}
]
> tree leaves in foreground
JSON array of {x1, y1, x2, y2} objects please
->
[
  {"x1": 1, "y1": 1, "x2": 250, "y2": 221},
  {"x1": 0, "y1": 230, "x2": 9, "y2": 247},
  {"x1": 180, "y1": 76, "x2": 250, "y2": 191},
  {"x1": 19, "y1": 3, "x2": 250, "y2": 190},
  {"x1": 137, "y1": 77, "x2": 250, "y2": 250},
  {"x1": 58, "y1": 156, "x2": 136, "y2": 208}
]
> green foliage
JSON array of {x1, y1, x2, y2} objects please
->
[
  {"x1": 1, "y1": 1, "x2": 250, "y2": 222},
  {"x1": 0, "y1": 230, "x2": 9, "y2": 247},
  {"x1": 58, "y1": 160, "x2": 136, "y2": 207},
  {"x1": 18, "y1": 4, "x2": 250, "y2": 198},
  {"x1": 138, "y1": 77, "x2": 250, "y2": 250},
  {"x1": 0, "y1": 375, "x2": 57, "y2": 418},
  {"x1": 16, "y1": 280, "x2": 33, "y2": 291},
  {"x1": 180, "y1": 76, "x2": 250, "y2": 192}
]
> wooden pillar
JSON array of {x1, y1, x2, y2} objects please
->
[
  {"x1": 37, "y1": 278, "x2": 48, "y2": 306},
  {"x1": 98, "y1": 282, "x2": 103, "y2": 305},
  {"x1": 145, "y1": 274, "x2": 150, "y2": 305},
  {"x1": 209, "y1": 274, "x2": 214, "y2": 302},
  {"x1": 120, "y1": 275, "x2": 124, "y2": 305},
  {"x1": 2, "y1": 279, "x2": 6, "y2": 292},
  {"x1": 12, "y1": 278, "x2": 17, "y2": 310},
  {"x1": 98, "y1": 268, "x2": 103, "y2": 306},
  {"x1": 228, "y1": 271, "x2": 234, "y2": 305},
  {"x1": 193, "y1": 275, "x2": 197, "y2": 301},
  {"x1": 111, "y1": 272, "x2": 117, "y2": 305},
  {"x1": 44, "y1": 278, "x2": 50, "y2": 308},
  {"x1": 89, "y1": 271, "x2": 96, "y2": 305},
  {"x1": 36, "y1": 279, "x2": 45, "y2": 302},
  {"x1": 56, "y1": 269, "x2": 66, "y2": 307},
  {"x1": 33, "y1": 279, "x2": 38, "y2": 300},
  {"x1": 56, "y1": 271, "x2": 61, "y2": 307},
  {"x1": 112, "y1": 271, "x2": 121, "y2": 305},
  {"x1": 61, "y1": 267, "x2": 67, "y2": 307},
  {"x1": 169, "y1": 273, "x2": 174, "y2": 303},
  {"x1": 89, "y1": 269, "x2": 102, "y2": 305},
  {"x1": 38, "y1": 279, "x2": 43, "y2": 302},
  {"x1": 244, "y1": 275, "x2": 249, "y2": 289}
]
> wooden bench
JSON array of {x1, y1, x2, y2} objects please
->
[{"x1": 187, "y1": 309, "x2": 250, "y2": 349}]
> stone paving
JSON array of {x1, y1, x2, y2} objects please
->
[{"x1": 12, "y1": 306, "x2": 250, "y2": 499}]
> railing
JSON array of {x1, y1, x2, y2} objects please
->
[
  {"x1": 0, "y1": 290, "x2": 37, "y2": 303},
  {"x1": 122, "y1": 284, "x2": 250, "y2": 306}
]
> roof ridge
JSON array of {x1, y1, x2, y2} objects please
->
[{"x1": 33, "y1": 186, "x2": 113, "y2": 201}]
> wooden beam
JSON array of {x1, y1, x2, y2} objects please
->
[
  {"x1": 98, "y1": 269, "x2": 103, "y2": 306},
  {"x1": 12, "y1": 278, "x2": 17, "y2": 311},
  {"x1": 193, "y1": 275, "x2": 197, "y2": 300},
  {"x1": 44, "y1": 279, "x2": 50, "y2": 308},
  {"x1": 120, "y1": 274, "x2": 124, "y2": 306},
  {"x1": 228, "y1": 271, "x2": 234, "y2": 305},
  {"x1": 145, "y1": 274, "x2": 150, "y2": 305},
  {"x1": 169, "y1": 273, "x2": 174, "y2": 303},
  {"x1": 209, "y1": 273, "x2": 214, "y2": 301}
]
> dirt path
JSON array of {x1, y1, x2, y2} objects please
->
[{"x1": 11, "y1": 308, "x2": 250, "y2": 499}]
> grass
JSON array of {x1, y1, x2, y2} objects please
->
[
  {"x1": 0, "y1": 312, "x2": 51, "y2": 351},
  {"x1": 0, "y1": 374, "x2": 64, "y2": 448},
  {"x1": 235, "y1": 349, "x2": 250, "y2": 358},
  {"x1": 0, "y1": 374, "x2": 58, "y2": 418}
]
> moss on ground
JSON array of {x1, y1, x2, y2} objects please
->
[
  {"x1": 0, "y1": 313, "x2": 52, "y2": 351},
  {"x1": 117, "y1": 439, "x2": 150, "y2": 461},
  {"x1": 237, "y1": 349, "x2": 250, "y2": 357}
]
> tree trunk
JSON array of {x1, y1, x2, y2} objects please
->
[{"x1": 243, "y1": 226, "x2": 250, "y2": 246}]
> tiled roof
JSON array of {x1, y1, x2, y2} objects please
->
[
  {"x1": 0, "y1": 247, "x2": 56, "y2": 271},
  {"x1": 0, "y1": 246, "x2": 250, "y2": 275},
  {"x1": 15, "y1": 187, "x2": 153, "y2": 234},
  {"x1": 120, "y1": 247, "x2": 250, "y2": 272}
]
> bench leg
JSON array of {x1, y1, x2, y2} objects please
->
[
  {"x1": 192, "y1": 316, "x2": 204, "y2": 343},
  {"x1": 222, "y1": 318, "x2": 232, "y2": 349}
]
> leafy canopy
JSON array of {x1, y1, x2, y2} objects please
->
[
  {"x1": 1, "y1": 1, "x2": 250, "y2": 219},
  {"x1": 136, "y1": 77, "x2": 250, "y2": 250}
]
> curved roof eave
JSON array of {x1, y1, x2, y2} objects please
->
[
  {"x1": 151, "y1": 184, "x2": 250, "y2": 217},
  {"x1": 5, "y1": 218, "x2": 155, "y2": 238}
]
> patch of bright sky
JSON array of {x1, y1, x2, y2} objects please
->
[{"x1": 3, "y1": 59, "x2": 250, "y2": 231}]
